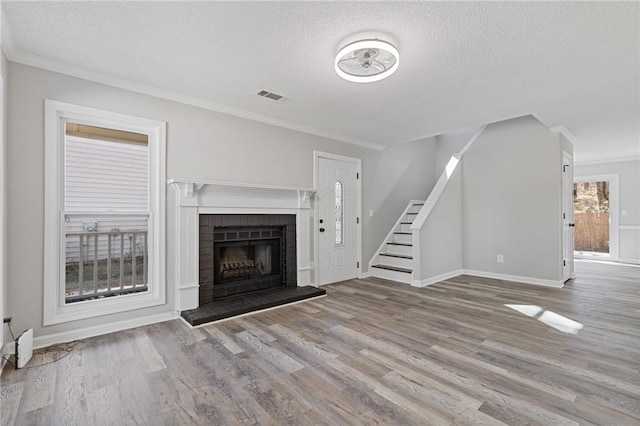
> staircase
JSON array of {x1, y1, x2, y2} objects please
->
[{"x1": 370, "y1": 201, "x2": 424, "y2": 284}]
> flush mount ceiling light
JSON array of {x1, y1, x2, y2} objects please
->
[{"x1": 335, "y1": 39, "x2": 399, "y2": 83}]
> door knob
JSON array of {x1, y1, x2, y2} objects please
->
[{"x1": 319, "y1": 227, "x2": 325, "y2": 232}]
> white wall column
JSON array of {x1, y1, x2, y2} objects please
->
[{"x1": 296, "y1": 190, "x2": 313, "y2": 286}]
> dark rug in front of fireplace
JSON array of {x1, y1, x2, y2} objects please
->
[{"x1": 180, "y1": 286, "x2": 326, "y2": 326}]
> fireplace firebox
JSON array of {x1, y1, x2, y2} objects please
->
[
  {"x1": 214, "y1": 227, "x2": 281, "y2": 289},
  {"x1": 199, "y1": 214, "x2": 296, "y2": 304}
]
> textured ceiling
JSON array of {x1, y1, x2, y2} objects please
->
[{"x1": 3, "y1": 2, "x2": 639, "y2": 162}]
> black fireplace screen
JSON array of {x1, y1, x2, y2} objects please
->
[
  {"x1": 214, "y1": 238, "x2": 281, "y2": 284},
  {"x1": 212, "y1": 226, "x2": 283, "y2": 289}
]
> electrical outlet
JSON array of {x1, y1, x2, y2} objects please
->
[
  {"x1": 497, "y1": 254, "x2": 504, "y2": 263},
  {"x1": 3, "y1": 317, "x2": 11, "y2": 324}
]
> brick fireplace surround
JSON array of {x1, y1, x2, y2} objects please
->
[{"x1": 198, "y1": 213, "x2": 297, "y2": 304}]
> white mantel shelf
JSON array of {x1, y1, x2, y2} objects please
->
[
  {"x1": 168, "y1": 177, "x2": 316, "y2": 312},
  {"x1": 168, "y1": 178, "x2": 314, "y2": 196}
]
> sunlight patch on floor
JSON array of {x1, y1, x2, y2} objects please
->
[
  {"x1": 538, "y1": 311, "x2": 584, "y2": 334},
  {"x1": 505, "y1": 304, "x2": 584, "y2": 335},
  {"x1": 504, "y1": 304, "x2": 543, "y2": 317}
]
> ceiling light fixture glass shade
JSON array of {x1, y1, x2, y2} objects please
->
[{"x1": 335, "y1": 39, "x2": 399, "y2": 83}]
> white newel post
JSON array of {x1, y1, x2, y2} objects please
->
[{"x1": 168, "y1": 179, "x2": 316, "y2": 312}]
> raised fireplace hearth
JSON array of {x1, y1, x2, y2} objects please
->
[{"x1": 199, "y1": 214, "x2": 296, "y2": 305}]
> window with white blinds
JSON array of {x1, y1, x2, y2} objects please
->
[{"x1": 44, "y1": 100, "x2": 166, "y2": 325}]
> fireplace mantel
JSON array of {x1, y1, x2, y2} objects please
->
[
  {"x1": 168, "y1": 178, "x2": 316, "y2": 311},
  {"x1": 168, "y1": 178, "x2": 315, "y2": 207}
]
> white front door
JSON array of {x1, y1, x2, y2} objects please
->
[
  {"x1": 316, "y1": 154, "x2": 359, "y2": 285},
  {"x1": 562, "y1": 152, "x2": 574, "y2": 281}
]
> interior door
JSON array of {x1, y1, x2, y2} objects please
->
[
  {"x1": 562, "y1": 152, "x2": 574, "y2": 281},
  {"x1": 317, "y1": 156, "x2": 359, "y2": 285}
]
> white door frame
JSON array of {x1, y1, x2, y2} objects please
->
[
  {"x1": 0, "y1": 75, "x2": 5, "y2": 350},
  {"x1": 313, "y1": 151, "x2": 362, "y2": 285},
  {"x1": 562, "y1": 151, "x2": 574, "y2": 281},
  {"x1": 573, "y1": 173, "x2": 620, "y2": 260}
]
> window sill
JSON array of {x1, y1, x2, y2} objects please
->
[{"x1": 44, "y1": 288, "x2": 165, "y2": 326}]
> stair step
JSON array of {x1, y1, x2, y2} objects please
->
[
  {"x1": 408, "y1": 203, "x2": 424, "y2": 213},
  {"x1": 371, "y1": 264, "x2": 413, "y2": 284},
  {"x1": 372, "y1": 265, "x2": 412, "y2": 274},
  {"x1": 386, "y1": 242, "x2": 412, "y2": 256},
  {"x1": 380, "y1": 253, "x2": 412, "y2": 259},
  {"x1": 399, "y1": 223, "x2": 413, "y2": 232},
  {"x1": 379, "y1": 253, "x2": 413, "y2": 268},
  {"x1": 393, "y1": 232, "x2": 412, "y2": 244}
]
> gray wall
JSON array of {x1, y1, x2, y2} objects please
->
[
  {"x1": 435, "y1": 125, "x2": 483, "y2": 176},
  {"x1": 462, "y1": 116, "x2": 563, "y2": 281},
  {"x1": 5, "y1": 62, "x2": 381, "y2": 340},
  {"x1": 366, "y1": 137, "x2": 438, "y2": 265},
  {"x1": 574, "y1": 159, "x2": 640, "y2": 262},
  {"x1": 418, "y1": 165, "x2": 463, "y2": 279}
]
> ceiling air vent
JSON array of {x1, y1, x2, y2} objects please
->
[{"x1": 256, "y1": 90, "x2": 292, "y2": 104}]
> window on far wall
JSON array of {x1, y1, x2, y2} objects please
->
[
  {"x1": 573, "y1": 181, "x2": 610, "y2": 254},
  {"x1": 44, "y1": 100, "x2": 166, "y2": 325}
]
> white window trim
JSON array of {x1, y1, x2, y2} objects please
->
[{"x1": 44, "y1": 100, "x2": 166, "y2": 325}]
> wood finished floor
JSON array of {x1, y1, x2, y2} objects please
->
[{"x1": 1, "y1": 260, "x2": 639, "y2": 425}]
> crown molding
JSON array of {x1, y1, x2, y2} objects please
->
[
  {"x1": 549, "y1": 125, "x2": 640, "y2": 165},
  {"x1": 3, "y1": 42, "x2": 384, "y2": 151},
  {"x1": 549, "y1": 125, "x2": 578, "y2": 146},
  {"x1": 574, "y1": 155, "x2": 640, "y2": 166}
]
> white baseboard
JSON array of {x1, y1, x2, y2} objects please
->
[
  {"x1": 297, "y1": 267, "x2": 313, "y2": 286},
  {"x1": 462, "y1": 270, "x2": 564, "y2": 288},
  {"x1": 617, "y1": 258, "x2": 640, "y2": 265},
  {"x1": 359, "y1": 272, "x2": 371, "y2": 279},
  {"x1": 2, "y1": 311, "x2": 178, "y2": 355},
  {"x1": 178, "y1": 284, "x2": 199, "y2": 311},
  {"x1": 412, "y1": 269, "x2": 464, "y2": 287},
  {"x1": 409, "y1": 269, "x2": 564, "y2": 289}
]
